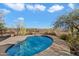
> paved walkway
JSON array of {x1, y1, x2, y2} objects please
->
[{"x1": 0, "y1": 36, "x2": 27, "y2": 45}]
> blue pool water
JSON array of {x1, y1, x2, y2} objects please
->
[{"x1": 6, "y1": 36, "x2": 53, "y2": 56}]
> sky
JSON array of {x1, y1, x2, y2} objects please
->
[{"x1": 0, "y1": 3, "x2": 79, "y2": 29}]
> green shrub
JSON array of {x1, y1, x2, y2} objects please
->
[
  {"x1": 60, "y1": 34, "x2": 79, "y2": 55},
  {"x1": 51, "y1": 32, "x2": 56, "y2": 36},
  {"x1": 59, "y1": 34, "x2": 68, "y2": 41},
  {"x1": 43, "y1": 32, "x2": 56, "y2": 36}
]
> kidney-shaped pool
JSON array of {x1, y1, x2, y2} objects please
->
[{"x1": 5, "y1": 36, "x2": 53, "y2": 56}]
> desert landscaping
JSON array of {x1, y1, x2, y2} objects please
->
[{"x1": 0, "y1": 3, "x2": 79, "y2": 56}]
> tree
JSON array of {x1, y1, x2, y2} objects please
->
[
  {"x1": 0, "y1": 12, "x2": 5, "y2": 35},
  {"x1": 16, "y1": 18, "x2": 26, "y2": 35},
  {"x1": 54, "y1": 9, "x2": 79, "y2": 55},
  {"x1": 54, "y1": 9, "x2": 79, "y2": 35}
]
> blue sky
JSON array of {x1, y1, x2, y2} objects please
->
[{"x1": 0, "y1": 3, "x2": 79, "y2": 28}]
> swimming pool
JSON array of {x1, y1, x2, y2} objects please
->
[{"x1": 6, "y1": 36, "x2": 53, "y2": 56}]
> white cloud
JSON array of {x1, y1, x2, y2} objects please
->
[
  {"x1": 26, "y1": 4, "x2": 34, "y2": 10},
  {"x1": 18, "y1": 17, "x2": 24, "y2": 21},
  {"x1": 4, "y1": 3, "x2": 25, "y2": 11},
  {"x1": 34, "y1": 4, "x2": 46, "y2": 11},
  {"x1": 48, "y1": 4, "x2": 64, "y2": 13},
  {"x1": 26, "y1": 4, "x2": 46, "y2": 11},
  {"x1": 68, "y1": 3, "x2": 74, "y2": 9},
  {"x1": 0, "y1": 9, "x2": 11, "y2": 14}
]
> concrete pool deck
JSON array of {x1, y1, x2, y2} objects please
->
[
  {"x1": 0, "y1": 36, "x2": 27, "y2": 45},
  {"x1": 35, "y1": 36, "x2": 73, "y2": 56},
  {"x1": 0, "y1": 35, "x2": 73, "y2": 56}
]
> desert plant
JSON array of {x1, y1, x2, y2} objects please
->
[
  {"x1": 54, "y1": 9, "x2": 79, "y2": 36},
  {"x1": 59, "y1": 34, "x2": 68, "y2": 41},
  {"x1": 54, "y1": 9, "x2": 79, "y2": 55},
  {"x1": 43, "y1": 32, "x2": 56, "y2": 36},
  {"x1": 0, "y1": 13, "x2": 5, "y2": 35},
  {"x1": 51, "y1": 32, "x2": 56, "y2": 36}
]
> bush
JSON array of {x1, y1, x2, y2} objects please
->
[
  {"x1": 50, "y1": 32, "x2": 56, "y2": 36},
  {"x1": 43, "y1": 32, "x2": 56, "y2": 36},
  {"x1": 59, "y1": 34, "x2": 68, "y2": 41},
  {"x1": 60, "y1": 34, "x2": 79, "y2": 55}
]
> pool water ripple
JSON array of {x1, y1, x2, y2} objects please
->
[{"x1": 6, "y1": 36, "x2": 53, "y2": 56}]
